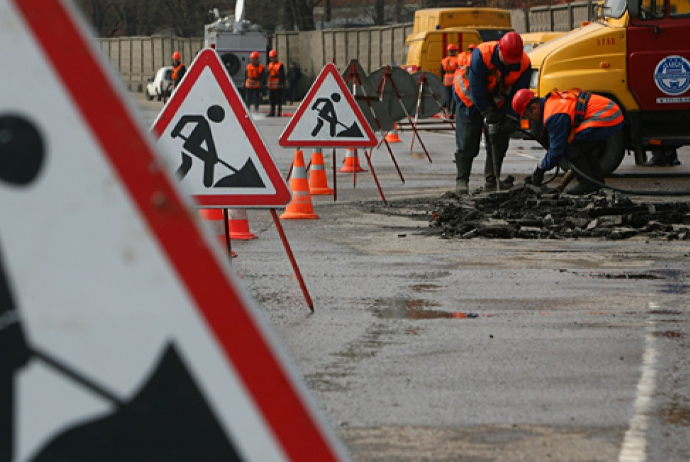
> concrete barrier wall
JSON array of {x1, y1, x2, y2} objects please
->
[
  {"x1": 96, "y1": 36, "x2": 204, "y2": 91},
  {"x1": 101, "y1": 2, "x2": 595, "y2": 92}
]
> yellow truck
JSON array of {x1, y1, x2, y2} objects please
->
[
  {"x1": 401, "y1": 8, "x2": 513, "y2": 75},
  {"x1": 520, "y1": 32, "x2": 566, "y2": 53},
  {"x1": 527, "y1": 0, "x2": 690, "y2": 173}
]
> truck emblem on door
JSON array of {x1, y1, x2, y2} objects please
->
[{"x1": 654, "y1": 55, "x2": 690, "y2": 96}]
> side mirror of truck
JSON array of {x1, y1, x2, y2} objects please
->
[{"x1": 628, "y1": 0, "x2": 640, "y2": 18}]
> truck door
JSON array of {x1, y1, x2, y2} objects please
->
[{"x1": 628, "y1": 0, "x2": 690, "y2": 111}]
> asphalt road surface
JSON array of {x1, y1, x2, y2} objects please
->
[{"x1": 135, "y1": 91, "x2": 690, "y2": 462}]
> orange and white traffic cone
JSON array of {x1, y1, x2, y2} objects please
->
[
  {"x1": 339, "y1": 148, "x2": 366, "y2": 173},
  {"x1": 308, "y1": 148, "x2": 334, "y2": 195},
  {"x1": 198, "y1": 208, "x2": 237, "y2": 257},
  {"x1": 385, "y1": 123, "x2": 401, "y2": 143},
  {"x1": 227, "y1": 209, "x2": 257, "y2": 240},
  {"x1": 280, "y1": 150, "x2": 319, "y2": 219}
]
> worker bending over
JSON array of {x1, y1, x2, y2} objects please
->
[{"x1": 512, "y1": 88, "x2": 624, "y2": 195}]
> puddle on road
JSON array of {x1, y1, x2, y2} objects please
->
[
  {"x1": 660, "y1": 406, "x2": 690, "y2": 427},
  {"x1": 410, "y1": 283, "x2": 441, "y2": 293},
  {"x1": 373, "y1": 297, "x2": 478, "y2": 320},
  {"x1": 653, "y1": 330, "x2": 686, "y2": 339},
  {"x1": 582, "y1": 272, "x2": 665, "y2": 280},
  {"x1": 649, "y1": 310, "x2": 683, "y2": 316}
]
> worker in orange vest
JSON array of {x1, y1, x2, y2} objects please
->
[
  {"x1": 457, "y1": 43, "x2": 476, "y2": 68},
  {"x1": 266, "y1": 50, "x2": 285, "y2": 117},
  {"x1": 171, "y1": 51, "x2": 186, "y2": 90},
  {"x1": 513, "y1": 88, "x2": 624, "y2": 195},
  {"x1": 453, "y1": 32, "x2": 531, "y2": 194},
  {"x1": 244, "y1": 51, "x2": 266, "y2": 113},
  {"x1": 439, "y1": 44, "x2": 458, "y2": 116}
]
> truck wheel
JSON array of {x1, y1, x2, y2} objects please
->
[
  {"x1": 221, "y1": 53, "x2": 241, "y2": 76},
  {"x1": 597, "y1": 130, "x2": 625, "y2": 176}
]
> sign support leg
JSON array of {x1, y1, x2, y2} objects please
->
[
  {"x1": 222, "y1": 208, "x2": 234, "y2": 263},
  {"x1": 270, "y1": 209, "x2": 314, "y2": 312},
  {"x1": 364, "y1": 148, "x2": 387, "y2": 205},
  {"x1": 332, "y1": 148, "x2": 337, "y2": 202}
]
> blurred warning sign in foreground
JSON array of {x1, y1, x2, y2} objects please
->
[{"x1": 0, "y1": 0, "x2": 348, "y2": 460}]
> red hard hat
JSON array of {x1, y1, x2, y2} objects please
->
[
  {"x1": 499, "y1": 32, "x2": 523, "y2": 64},
  {"x1": 250, "y1": 51, "x2": 260, "y2": 59},
  {"x1": 172, "y1": 51, "x2": 181, "y2": 61},
  {"x1": 447, "y1": 44, "x2": 457, "y2": 52},
  {"x1": 468, "y1": 44, "x2": 476, "y2": 50},
  {"x1": 269, "y1": 50, "x2": 278, "y2": 58},
  {"x1": 512, "y1": 89, "x2": 536, "y2": 117}
]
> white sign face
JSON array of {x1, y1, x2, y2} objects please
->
[
  {"x1": 153, "y1": 49, "x2": 291, "y2": 208},
  {"x1": 0, "y1": 1, "x2": 347, "y2": 461},
  {"x1": 279, "y1": 63, "x2": 377, "y2": 148}
]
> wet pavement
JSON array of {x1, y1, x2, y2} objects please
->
[{"x1": 134, "y1": 91, "x2": 690, "y2": 461}]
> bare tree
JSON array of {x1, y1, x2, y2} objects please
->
[
  {"x1": 373, "y1": 0, "x2": 385, "y2": 24},
  {"x1": 75, "y1": 0, "x2": 233, "y2": 37}
]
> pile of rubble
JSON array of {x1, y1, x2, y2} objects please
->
[{"x1": 426, "y1": 186, "x2": 690, "y2": 240}]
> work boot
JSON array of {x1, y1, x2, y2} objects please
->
[
  {"x1": 644, "y1": 149, "x2": 681, "y2": 166},
  {"x1": 484, "y1": 154, "x2": 514, "y2": 191},
  {"x1": 454, "y1": 155, "x2": 473, "y2": 195}
]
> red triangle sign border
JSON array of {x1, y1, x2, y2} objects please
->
[
  {"x1": 152, "y1": 49, "x2": 291, "y2": 208},
  {"x1": 279, "y1": 62, "x2": 378, "y2": 148}
]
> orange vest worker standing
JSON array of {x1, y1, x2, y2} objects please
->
[
  {"x1": 452, "y1": 32, "x2": 531, "y2": 195},
  {"x1": 266, "y1": 50, "x2": 285, "y2": 117},
  {"x1": 440, "y1": 43, "x2": 458, "y2": 115},
  {"x1": 244, "y1": 51, "x2": 266, "y2": 113}
]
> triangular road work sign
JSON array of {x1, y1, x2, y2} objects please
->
[
  {"x1": 0, "y1": 1, "x2": 347, "y2": 461},
  {"x1": 279, "y1": 63, "x2": 378, "y2": 148},
  {"x1": 152, "y1": 49, "x2": 291, "y2": 208}
]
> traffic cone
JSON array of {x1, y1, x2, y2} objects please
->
[
  {"x1": 308, "y1": 148, "x2": 334, "y2": 195},
  {"x1": 339, "y1": 148, "x2": 366, "y2": 173},
  {"x1": 227, "y1": 209, "x2": 257, "y2": 240},
  {"x1": 198, "y1": 208, "x2": 237, "y2": 257},
  {"x1": 280, "y1": 150, "x2": 319, "y2": 219},
  {"x1": 385, "y1": 123, "x2": 401, "y2": 143}
]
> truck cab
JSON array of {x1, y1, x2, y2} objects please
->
[
  {"x1": 401, "y1": 8, "x2": 512, "y2": 75},
  {"x1": 527, "y1": 0, "x2": 690, "y2": 173}
]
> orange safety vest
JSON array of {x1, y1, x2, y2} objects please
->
[
  {"x1": 441, "y1": 56, "x2": 458, "y2": 87},
  {"x1": 172, "y1": 63, "x2": 185, "y2": 81},
  {"x1": 459, "y1": 50, "x2": 473, "y2": 68},
  {"x1": 267, "y1": 61, "x2": 283, "y2": 90},
  {"x1": 543, "y1": 89, "x2": 624, "y2": 142},
  {"x1": 454, "y1": 42, "x2": 530, "y2": 109},
  {"x1": 245, "y1": 63, "x2": 265, "y2": 89}
]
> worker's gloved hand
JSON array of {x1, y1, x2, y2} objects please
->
[
  {"x1": 531, "y1": 165, "x2": 545, "y2": 186},
  {"x1": 482, "y1": 108, "x2": 501, "y2": 125}
]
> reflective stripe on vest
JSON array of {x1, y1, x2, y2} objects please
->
[
  {"x1": 543, "y1": 89, "x2": 624, "y2": 142},
  {"x1": 268, "y1": 61, "x2": 283, "y2": 90},
  {"x1": 441, "y1": 56, "x2": 457, "y2": 86},
  {"x1": 245, "y1": 63, "x2": 264, "y2": 89},
  {"x1": 454, "y1": 42, "x2": 530, "y2": 109}
]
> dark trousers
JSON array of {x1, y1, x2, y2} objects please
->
[
  {"x1": 564, "y1": 141, "x2": 605, "y2": 185},
  {"x1": 287, "y1": 82, "x2": 299, "y2": 104},
  {"x1": 245, "y1": 88, "x2": 261, "y2": 110},
  {"x1": 269, "y1": 89, "x2": 283, "y2": 116},
  {"x1": 454, "y1": 106, "x2": 510, "y2": 182},
  {"x1": 444, "y1": 86, "x2": 456, "y2": 116}
]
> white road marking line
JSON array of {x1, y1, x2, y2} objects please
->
[{"x1": 618, "y1": 301, "x2": 659, "y2": 462}]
